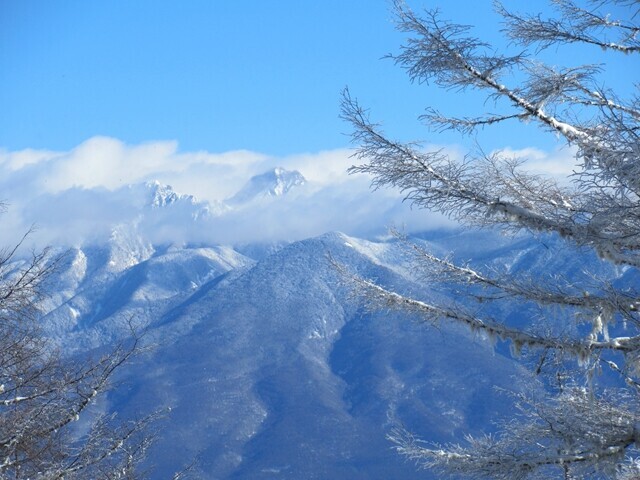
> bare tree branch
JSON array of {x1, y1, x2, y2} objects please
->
[{"x1": 343, "y1": 1, "x2": 640, "y2": 477}]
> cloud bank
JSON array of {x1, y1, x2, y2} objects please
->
[{"x1": 0, "y1": 137, "x2": 574, "y2": 248}]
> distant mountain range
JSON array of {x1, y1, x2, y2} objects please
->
[{"x1": 23, "y1": 169, "x2": 617, "y2": 478}]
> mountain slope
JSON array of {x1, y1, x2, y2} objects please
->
[
  {"x1": 82, "y1": 232, "x2": 531, "y2": 479},
  {"x1": 23, "y1": 173, "x2": 620, "y2": 478}
]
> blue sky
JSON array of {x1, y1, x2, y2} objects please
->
[
  {"x1": 1, "y1": 0, "x2": 403, "y2": 154},
  {"x1": 2, "y1": 0, "x2": 616, "y2": 156},
  {"x1": 2, "y1": 0, "x2": 635, "y2": 155}
]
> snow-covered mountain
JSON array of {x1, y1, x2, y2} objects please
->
[
  {"x1": 40, "y1": 227, "x2": 534, "y2": 479},
  {"x1": 18, "y1": 175, "x2": 615, "y2": 478},
  {"x1": 134, "y1": 180, "x2": 226, "y2": 218},
  {"x1": 226, "y1": 167, "x2": 306, "y2": 206}
]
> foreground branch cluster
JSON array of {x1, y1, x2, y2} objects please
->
[
  {"x1": 343, "y1": 0, "x2": 640, "y2": 478},
  {"x1": 0, "y1": 233, "x2": 154, "y2": 479}
]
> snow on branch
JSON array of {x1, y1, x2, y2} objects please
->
[
  {"x1": 392, "y1": 2, "x2": 640, "y2": 199},
  {"x1": 344, "y1": 1, "x2": 640, "y2": 477},
  {"x1": 389, "y1": 387, "x2": 640, "y2": 479},
  {"x1": 342, "y1": 91, "x2": 640, "y2": 268},
  {"x1": 49, "y1": 411, "x2": 159, "y2": 479},
  {"x1": 568, "y1": 86, "x2": 640, "y2": 121},
  {"x1": 391, "y1": 2, "x2": 591, "y2": 143},
  {"x1": 497, "y1": 0, "x2": 640, "y2": 54},
  {"x1": 349, "y1": 271, "x2": 640, "y2": 360},
  {"x1": 395, "y1": 230, "x2": 640, "y2": 325}
]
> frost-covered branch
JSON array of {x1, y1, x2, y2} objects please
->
[
  {"x1": 0, "y1": 226, "x2": 157, "y2": 479},
  {"x1": 567, "y1": 86, "x2": 640, "y2": 121},
  {"x1": 47, "y1": 411, "x2": 159, "y2": 480},
  {"x1": 395, "y1": 232, "x2": 640, "y2": 330},
  {"x1": 343, "y1": 92, "x2": 640, "y2": 267},
  {"x1": 601, "y1": 358, "x2": 640, "y2": 392},
  {"x1": 497, "y1": 0, "x2": 640, "y2": 54},
  {"x1": 421, "y1": 108, "x2": 531, "y2": 135},
  {"x1": 392, "y1": 2, "x2": 591, "y2": 143},
  {"x1": 350, "y1": 272, "x2": 640, "y2": 358},
  {"x1": 345, "y1": 0, "x2": 640, "y2": 477},
  {"x1": 390, "y1": 388, "x2": 640, "y2": 479},
  {"x1": 391, "y1": 1, "x2": 640, "y2": 196}
]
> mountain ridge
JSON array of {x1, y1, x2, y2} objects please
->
[{"x1": 226, "y1": 167, "x2": 307, "y2": 207}]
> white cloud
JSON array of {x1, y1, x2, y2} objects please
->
[
  {"x1": 40, "y1": 137, "x2": 271, "y2": 198},
  {"x1": 279, "y1": 148, "x2": 355, "y2": 187},
  {"x1": 1, "y1": 138, "x2": 359, "y2": 203},
  {"x1": 0, "y1": 137, "x2": 272, "y2": 202},
  {"x1": 0, "y1": 147, "x2": 61, "y2": 171},
  {"x1": 494, "y1": 145, "x2": 578, "y2": 179},
  {"x1": 4, "y1": 137, "x2": 580, "y2": 249},
  {"x1": 198, "y1": 177, "x2": 454, "y2": 245}
]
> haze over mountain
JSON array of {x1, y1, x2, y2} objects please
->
[{"x1": 0, "y1": 141, "x2": 464, "y2": 248}]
